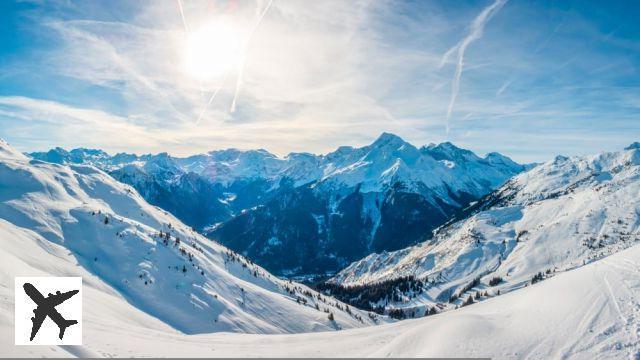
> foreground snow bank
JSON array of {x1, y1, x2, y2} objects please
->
[{"x1": 3, "y1": 238, "x2": 638, "y2": 358}]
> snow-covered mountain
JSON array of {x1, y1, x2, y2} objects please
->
[
  {"x1": 3, "y1": 236, "x2": 639, "y2": 358},
  {"x1": 328, "y1": 143, "x2": 640, "y2": 317},
  {"x1": 28, "y1": 148, "x2": 291, "y2": 231},
  {"x1": 209, "y1": 133, "x2": 526, "y2": 276},
  {"x1": 0, "y1": 139, "x2": 381, "y2": 335},
  {"x1": 29, "y1": 133, "x2": 526, "y2": 277},
  {"x1": 4, "y1": 138, "x2": 639, "y2": 357}
]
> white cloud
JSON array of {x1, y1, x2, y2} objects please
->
[
  {"x1": 2, "y1": 0, "x2": 639, "y2": 162},
  {"x1": 0, "y1": 96, "x2": 160, "y2": 152}
]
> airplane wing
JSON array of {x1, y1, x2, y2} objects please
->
[
  {"x1": 29, "y1": 311, "x2": 46, "y2": 341},
  {"x1": 48, "y1": 289, "x2": 79, "y2": 307},
  {"x1": 23, "y1": 283, "x2": 45, "y2": 304}
]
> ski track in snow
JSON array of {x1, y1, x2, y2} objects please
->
[{"x1": 2, "y1": 240, "x2": 639, "y2": 358}]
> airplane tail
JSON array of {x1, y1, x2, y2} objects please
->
[{"x1": 58, "y1": 319, "x2": 78, "y2": 340}]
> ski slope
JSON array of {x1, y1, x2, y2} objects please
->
[{"x1": 2, "y1": 233, "x2": 638, "y2": 358}]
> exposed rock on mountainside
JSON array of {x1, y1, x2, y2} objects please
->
[
  {"x1": 30, "y1": 133, "x2": 525, "y2": 277},
  {"x1": 1, "y1": 139, "x2": 381, "y2": 334},
  {"x1": 328, "y1": 144, "x2": 640, "y2": 317}
]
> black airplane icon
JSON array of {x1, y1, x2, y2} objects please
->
[{"x1": 23, "y1": 282, "x2": 79, "y2": 341}]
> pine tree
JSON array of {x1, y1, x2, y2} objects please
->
[
  {"x1": 531, "y1": 272, "x2": 544, "y2": 284},
  {"x1": 328, "y1": 312, "x2": 334, "y2": 321}
]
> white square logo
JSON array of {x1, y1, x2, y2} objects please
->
[{"x1": 15, "y1": 277, "x2": 82, "y2": 345}]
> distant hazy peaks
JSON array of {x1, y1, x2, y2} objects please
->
[
  {"x1": 422, "y1": 141, "x2": 478, "y2": 163},
  {"x1": 625, "y1": 142, "x2": 640, "y2": 150},
  {"x1": 484, "y1": 152, "x2": 522, "y2": 170},
  {"x1": 28, "y1": 146, "x2": 110, "y2": 166},
  {"x1": 207, "y1": 148, "x2": 278, "y2": 161}
]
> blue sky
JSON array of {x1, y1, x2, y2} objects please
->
[{"x1": 0, "y1": 0, "x2": 638, "y2": 162}]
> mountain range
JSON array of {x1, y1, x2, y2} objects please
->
[
  {"x1": 0, "y1": 138, "x2": 380, "y2": 334},
  {"x1": 29, "y1": 133, "x2": 527, "y2": 277},
  {"x1": 324, "y1": 142, "x2": 640, "y2": 317},
  {"x1": 2, "y1": 137, "x2": 639, "y2": 358}
]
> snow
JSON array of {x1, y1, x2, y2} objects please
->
[
  {"x1": 0, "y1": 139, "x2": 382, "y2": 337},
  {"x1": 332, "y1": 145, "x2": 640, "y2": 315},
  {"x1": 312, "y1": 133, "x2": 523, "y2": 200},
  {"x1": 5, "y1": 136, "x2": 639, "y2": 357},
  {"x1": 29, "y1": 132, "x2": 524, "y2": 205},
  {"x1": 2, "y1": 228, "x2": 638, "y2": 358}
]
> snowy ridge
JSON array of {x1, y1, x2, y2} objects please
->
[
  {"x1": 0, "y1": 139, "x2": 383, "y2": 335},
  {"x1": 29, "y1": 132, "x2": 524, "y2": 203},
  {"x1": 331, "y1": 144, "x2": 640, "y2": 315},
  {"x1": 311, "y1": 133, "x2": 524, "y2": 205},
  {"x1": 29, "y1": 133, "x2": 525, "y2": 277}
]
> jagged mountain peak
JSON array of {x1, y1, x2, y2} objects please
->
[
  {"x1": 208, "y1": 148, "x2": 279, "y2": 161},
  {"x1": 422, "y1": 141, "x2": 479, "y2": 163},
  {"x1": 69, "y1": 147, "x2": 108, "y2": 156},
  {"x1": 370, "y1": 132, "x2": 408, "y2": 148},
  {"x1": 332, "y1": 145, "x2": 640, "y2": 319},
  {"x1": 284, "y1": 152, "x2": 317, "y2": 160},
  {"x1": 27, "y1": 137, "x2": 526, "y2": 277},
  {"x1": 483, "y1": 152, "x2": 522, "y2": 171},
  {"x1": 362, "y1": 133, "x2": 420, "y2": 167}
]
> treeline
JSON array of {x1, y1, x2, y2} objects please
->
[{"x1": 316, "y1": 276, "x2": 425, "y2": 317}]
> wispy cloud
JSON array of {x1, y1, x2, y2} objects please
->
[
  {"x1": 1, "y1": 0, "x2": 639, "y2": 162},
  {"x1": 0, "y1": 96, "x2": 161, "y2": 151},
  {"x1": 496, "y1": 79, "x2": 512, "y2": 96},
  {"x1": 440, "y1": 0, "x2": 508, "y2": 135}
]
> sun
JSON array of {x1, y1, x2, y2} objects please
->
[{"x1": 184, "y1": 21, "x2": 244, "y2": 80}]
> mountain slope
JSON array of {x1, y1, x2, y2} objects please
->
[
  {"x1": 0, "y1": 139, "x2": 381, "y2": 335},
  {"x1": 29, "y1": 133, "x2": 525, "y2": 277},
  {"x1": 208, "y1": 133, "x2": 526, "y2": 276},
  {"x1": 3, "y1": 239, "x2": 639, "y2": 358},
  {"x1": 328, "y1": 144, "x2": 640, "y2": 316}
]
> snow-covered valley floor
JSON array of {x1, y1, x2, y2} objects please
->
[{"x1": 3, "y1": 239, "x2": 639, "y2": 358}]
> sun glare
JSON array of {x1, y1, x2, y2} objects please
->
[{"x1": 184, "y1": 21, "x2": 243, "y2": 80}]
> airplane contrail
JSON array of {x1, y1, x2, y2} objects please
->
[
  {"x1": 230, "y1": 0, "x2": 274, "y2": 113},
  {"x1": 195, "y1": 71, "x2": 230, "y2": 125},
  {"x1": 177, "y1": 0, "x2": 189, "y2": 32},
  {"x1": 441, "y1": 0, "x2": 507, "y2": 136}
]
